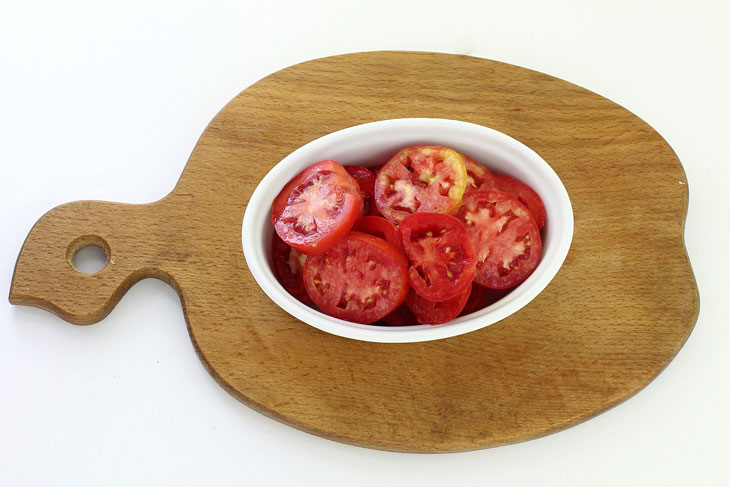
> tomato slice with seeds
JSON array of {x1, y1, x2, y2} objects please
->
[
  {"x1": 493, "y1": 174, "x2": 546, "y2": 229},
  {"x1": 374, "y1": 146, "x2": 467, "y2": 224},
  {"x1": 455, "y1": 190, "x2": 542, "y2": 289},
  {"x1": 272, "y1": 160, "x2": 363, "y2": 255},
  {"x1": 302, "y1": 231, "x2": 409, "y2": 324},
  {"x1": 463, "y1": 154, "x2": 497, "y2": 192},
  {"x1": 353, "y1": 215, "x2": 401, "y2": 250},
  {"x1": 405, "y1": 284, "x2": 472, "y2": 325},
  {"x1": 399, "y1": 212, "x2": 476, "y2": 301},
  {"x1": 271, "y1": 233, "x2": 311, "y2": 304}
]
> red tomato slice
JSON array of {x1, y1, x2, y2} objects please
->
[
  {"x1": 463, "y1": 154, "x2": 497, "y2": 192},
  {"x1": 493, "y1": 174, "x2": 546, "y2": 229},
  {"x1": 458, "y1": 284, "x2": 512, "y2": 316},
  {"x1": 379, "y1": 305, "x2": 418, "y2": 326},
  {"x1": 455, "y1": 190, "x2": 542, "y2": 289},
  {"x1": 399, "y1": 212, "x2": 476, "y2": 301},
  {"x1": 353, "y1": 215, "x2": 401, "y2": 250},
  {"x1": 272, "y1": 160, "x2": 363, "y2": 255},
  {"x1": 364, "y1": 165, "x2": 386, "y2": 216},
  {"x1": 302, "y1": 231, "x2": 409, "y2": 324},
  {"x1": 366, "y1": 197, "x2": 383, "y2": 216},
  {"x1": 374, "y1": 146, "x2": 467, "y2": 224},
  {"x1": 344, "y1": 165, "x2": 375, "y2": 200},
  {"x1": 271, "y1": 233, "x2": 312, "y2": 304},
  {"x1": 405, "y1": 285, "x2": 472, "y2": 325},
  {"x1": 370, "y1": 164, "x2": 385, "y2": 177}
]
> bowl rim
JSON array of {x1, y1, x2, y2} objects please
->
[{"x1": 242, "y1": 117, "x2": 574, "y2": 343}]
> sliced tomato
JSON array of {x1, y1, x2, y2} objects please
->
[
  {"x1": 272, "y1": 160, "x2": 363, "y2": 255},
  {"x1": 374, "y1": 146, "x2": 467, "y2": 224},
  {"x1": 353, "y1": 215, "x2": 401, "y2": 250},
  {"x1": 363, "y1": 166, "x2": 386, "y2": 216},
  {"x1": 493, "y1": 174, "x2": 546, "y2": 229},
  {"x1": 399, "y1": 212, "x2": 476, "y2": 301},
  {"x1": 366, "y1": 197, "x2": 382, "y2": 216},
  {"x1": 271, "y1": 233, "x2": 311, "y2": 304},
  {"x1": 458, "y1": 284, "x2": 512, "y2": 316},
  {"x1": 405, "y1": 285, "x2": 472, "y2": 325},
  {"x1": 344, "y1": 165, "x2": 376, "y2": 200},
  {"x1": 463, "y1": 154, "x2": 497, "y2": 192},
  {"x1": 455, "y1": 190, "x2": 542, "y2": 289},
  {"x1": 379, "y1": 305, "x2": 418, "y2": 326},
  {"x1": 345, "y1": 165, "x2": 377, "y2": 216},
  {"x1": 302, "y1": 231, "x2": 409, "y2": 324}
]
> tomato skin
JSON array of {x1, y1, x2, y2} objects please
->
[
  {"x1": 463, "y1": 154, "x2": 497, "y2": 192},
  {"x1": 271, "y1": 233, "x2": 312, "y2": 304},
  {"x1": 302, "y1": 231, "x2": 409, "y2": 324},
  {"x1": 405, "y1": 285, "x2": 472, "y2": 325},
  {"x1": 353, "y1": 215, "x2": 401, "y2": 250},
  {"x1": 374, "y1": 146, "x2": 467, "y2": 224},
  {"x1": 400, "y1": 212, "x2": 476, "y2": 301},
  {"x1": 493, "y1": 174, "x2": 546, "y2": 229},
  {"x1": 272, "y1": 160, "x2": 363, "y2": 256},
  {"x1": 455, "y1": 190, "x2": 542, "y2": 289}
]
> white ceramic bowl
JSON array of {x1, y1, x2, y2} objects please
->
[{"x1": 242, "y1": 118, "x2": 573, "y2": 343}]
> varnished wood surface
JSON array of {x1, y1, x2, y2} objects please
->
[{"x1": 9, "y1": 52, "x2": 699, "y2": 452}]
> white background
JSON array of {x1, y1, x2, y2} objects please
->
[{"x1": 2, "y1": 1, "x2": 728, "y2": 485}]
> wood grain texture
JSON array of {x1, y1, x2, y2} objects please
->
[{"x1": 9, "y1": 52, "x2": 699, "y2": 452}]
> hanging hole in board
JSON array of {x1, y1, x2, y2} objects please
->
[{"x1": 67, "y1": 236, "x2": 111, "y2": 274}]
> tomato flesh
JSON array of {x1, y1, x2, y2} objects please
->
[
  {"x1": 344, "y1": 165, "x2": 376, "y2": 200},
  {"x1": 345, "y1": 165, "x2": 377, "y2": 216},
  {"x1": 455, "y1": 190, "x2": 542, "y2": 289},
  {"x1": 370, "y1": 164, "x2": 385, "y2": 177},
  {"x1": 374, "y1": 146, "x2": 467, "y2": 224},
  {"x1": 271, "y1": 233, "x2": 311, "y2": 304},
  {"x1": 463, "y1": 154, "x2": 497, "y2": 192},
  {"x1": 400, "y1": 212, "x2": 476, "y2": 301},
  {"x1": 364, "y1": 165, "x2": 386, "y2": 216},
  {"x1": 379, "y1": 305, "x2": 418, "y2": 326},
  {"x1": 405, "y1": 285, "x2": 472, "y2": 325},
  {"x1": 459, "y1": 284, "x2": 512, "y2": 316},
  {"x1": 493, "y1": 174, "x2": 546, "y2": 229},
  {"x1": 302, "y1": 231, "x2": 409, "y2": 324},
  {"x1": 272, "y1": 160, "x2": 363, "y2": 255}
]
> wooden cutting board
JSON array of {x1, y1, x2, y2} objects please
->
[{"x1": 9, "y1": 51, "x2": 699, "y2": 452}]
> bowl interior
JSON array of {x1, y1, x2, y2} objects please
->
[{"x1": 242, "y1": 118, "x2": 573, "y2": 343}]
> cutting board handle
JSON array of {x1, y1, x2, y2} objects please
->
[{"x1": 9, "y1": 198, "x2": 186, "y2": 324}]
